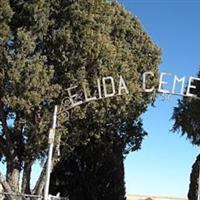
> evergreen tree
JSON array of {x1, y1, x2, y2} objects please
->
[
  {"x1": 0, "y1": 0, "x2": 161, "y2": 198},
  {"x1": 0, "y1": 0, "x2": 61, "y2": 197},
  {"x1": 48, "y1": 1, "x2": 161, "y2": 199},
  {"x1": 172, "y1": 71, "x2": 200, "y2": 200}
]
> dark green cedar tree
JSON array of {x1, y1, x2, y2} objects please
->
[
  {"x1": 0, "y1": 0, "x2": 161, "y2": 199},
  {"x1": 172, "y1": 71, "x2": 200, "y2": 200}
]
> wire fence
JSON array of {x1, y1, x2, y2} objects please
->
[
  {"x1": 0, "y1": 192, "x2": 68, "y2": 200},
  {"x1": 49, "y1": 195, "x2": 68, "y2": 200},
  {"x1": 0, "y1": 192, "x2": 42, "y2": 200}
]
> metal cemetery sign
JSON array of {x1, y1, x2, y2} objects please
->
[{"x1": 61, "y1": 71, "x2": 200, "y2": 113}]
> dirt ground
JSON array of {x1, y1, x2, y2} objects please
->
[{"x1": 127, "y1": 195, "x2": 187, "y2": 200}]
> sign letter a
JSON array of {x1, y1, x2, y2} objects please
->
[{"x1": 118, "y1": 76, "x2": 129, "y2": 95}]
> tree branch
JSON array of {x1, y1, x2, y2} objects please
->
[
  {"x1": 0, "y1": 100, "x2": 12, "y2": 149},
  {"x1": 0, "y1": 136, "x2": 8, "y2": 156},
  {"x1": 0, "y1": 171, "x2": 12, "y2": 194},
  {"x1": 33, "y1": 159, "x2": 47, "y2": 195},
  {"x1": 33, "y1": 140, "x2": 61, "y2": 196}
]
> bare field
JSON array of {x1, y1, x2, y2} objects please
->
[{"x1": 127, "y1": 195, "x2": 187, "y2": 200}]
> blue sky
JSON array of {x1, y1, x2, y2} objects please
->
[{"x1": 119, "y1": 0, "x2": 200, "y2": 198}]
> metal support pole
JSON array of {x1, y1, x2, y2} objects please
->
[{"x1": 44, "y1": 105, "x2": 58, "y2": 200}]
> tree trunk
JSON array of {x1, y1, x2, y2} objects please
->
[
  {"x1": 21, "y1": 161, "x2": 33, "y2": 194},
  {"x1": 0, "y1": 171, "x2": 13, "y2": 200},
  {"x1": 33, "y1": 152, "x2": 60, "y2": 195},
  {"x1": 6, "y1": 157, "x2": 21, "y2": 193},
  {"x1": 188, "y1": 154, "x2": 200, "y2": 200},
  {"x1": 0, "y1": 157, "x2": 21, "y2": 200},
  {"x1": 33, "y1": 160, "x2": 47, "y2": 196},
  {"x1": 33, "y1": 138, "x2": 61, "y2": 196}
]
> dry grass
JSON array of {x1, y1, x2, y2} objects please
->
[{"x1": 127, "y1": 194, "x2": 187, "y2": 200}]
